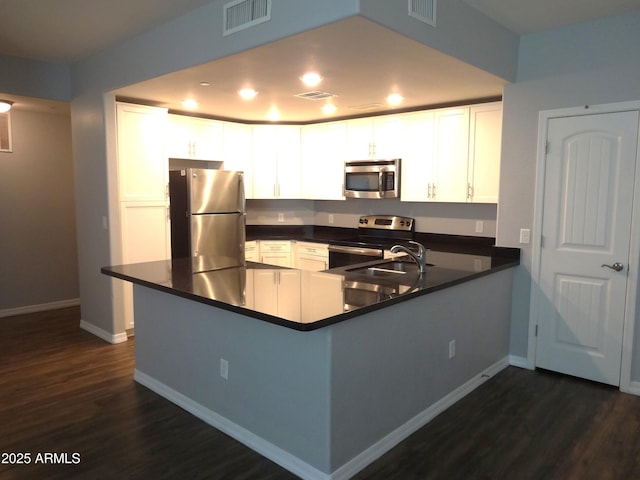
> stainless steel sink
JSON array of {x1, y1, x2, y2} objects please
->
[{"x1": 347, "y1": 260, "x2": 433, "y2": 277}]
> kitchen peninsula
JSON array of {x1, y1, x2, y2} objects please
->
[{"x1": 102, "y1": 242, "x2": 518, "y2": 479}]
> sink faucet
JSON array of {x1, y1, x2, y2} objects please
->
[{"x1": 390, "y1": 241, "x2": 427, "y2": 273}]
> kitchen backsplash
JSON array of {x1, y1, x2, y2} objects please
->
[{"x1": 246, "y1": 199, "x2": 497, "y2": 238}]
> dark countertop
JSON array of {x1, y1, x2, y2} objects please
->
[
  {"x1": 246, "y1": 224, "x2": 501, "y2": 255},
  {"x1": 102, "y1": 241, "x2": 519, "y2": 331}
]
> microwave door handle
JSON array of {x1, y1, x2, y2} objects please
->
[{"x1": 378, "y1": 171, "x2": 384, "y2": 197}]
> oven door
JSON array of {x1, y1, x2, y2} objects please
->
[{"x1": 327, "y1": 244, "x2": 383, "y2": 269}]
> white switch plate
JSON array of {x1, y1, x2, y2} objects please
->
[
  {"x1": 475, "y1": 221, "x2": 484, "y2": 233},
  {"x1": 328, "y1": 214, "x2": 334, "y2": 224},
  {"x1": 519, "y1": 228, "x2": 531, "y2": 244},
  {"x1": 278, "y1": 212, "x2": 284, "y2": 222}
]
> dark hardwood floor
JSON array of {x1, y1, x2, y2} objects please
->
[{"x1": 1, "y1": 307, "x2": 640, "y2": 479}]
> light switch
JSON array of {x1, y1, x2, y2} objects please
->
[{"x1": 519, "y1": 228, "x2": 531, "y2": 244}]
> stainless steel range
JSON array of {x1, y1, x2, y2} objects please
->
[{"x1": 327, "y1": 215, "x2": 415, "y2": 269}]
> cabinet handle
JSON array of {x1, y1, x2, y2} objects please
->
[
  {"x1": 467, "y1": 183, "x2": 473, "y2": 200},
  {"x1": 428, "y1": 183, "x2": 432, "y2": 199},
  {"x1": 432, "y1": 183, "x2": 437, "y2": 198}
]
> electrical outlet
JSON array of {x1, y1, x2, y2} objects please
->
[
  {"x1": 519, "y1": 228, "x2": 531, "y2": 244},
  {"x1": 328, "y1": 214, "x2": 334, "y2": 224},
  {"x1": 220, "y1": 358, "x2": 229, "y2": 380},
  {"x1": 278, "y1": 212, "x2": 284, "y2": 223},
  {"x1": 475, "y1": 221, "x2": 484, "y2": 233},
  {"x1": 449, "y1": 340, "x2": 456, "y2": 359}
]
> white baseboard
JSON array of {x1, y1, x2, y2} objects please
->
[
  {"x1": 133, "y1": 369, "x2": 331, "y2": 480},
  {"x1": 624, "y1": 381, "x2": 640, "y2": 396},
  {"x1": 331, "y1": 356, "x2": 510, "y2": 480},
  {"x1": 0, "y1": 298, "x2": 80, "y2": 318},
  {"x1": 135, "y1": 356, "x2": 509, "y2": 480},
  {"x1": 508, "y1": 355, "x2": 531, "y2": 369},
  {"x1": 79, "y1": 319, "x2": 128, "y2": 344}
]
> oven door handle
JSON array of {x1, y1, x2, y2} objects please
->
[{"x1": 328, "y1": 245, "x2": 383, "y2": 257}]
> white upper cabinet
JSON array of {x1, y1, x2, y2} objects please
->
[
  {"x1": 252, "y1": 125, "x2": 301, "y2": 199},
  {"x1": 116, "y1": 103, "x2": 169, "y2": 202},
  {"x1": 401, "y1": 104, "x2": 502, "y2": 203},
  {"x1": 400, "y1": 111, "x2": 435, "y2": 202},
  {"x1": 433, "y1": 107, "x2": 470, "y2": 202},
  {"x1": 346, "y1": 115, "x2": 403, "y2": 159},
  {"x1": 223, "y1": 122, "x2": 254, "y2": 198},
  {"x1": 167, "y1": 114, "x2": 223, "y2": 160},
  {"x1": 301, "y1": 121, "x2": 347, "y2": 200},
  {"x1": 467, "y1": 103, "x2": 502, "y2": 203}
]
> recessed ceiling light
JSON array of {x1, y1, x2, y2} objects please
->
[
  {"x1": 199, "y1": 81, "x2": 211, "y2": 87},
  {"x1": 300, "y1": 72, "x2": 323, "y2": 87},
  {"x1": 182, "y1": 98, "x2": 198, "y2": 109},
  {"x1": 322, "y1": 104, "x2": 337, "y2": 115},
  {"x1": 0, "y1": 100, "x2": 13, "y2": 113},
  {"x1": 386, "y1": 93, "x2": 404, "y2": 106},
  {"x1": 267, "y1": 108, "x2": 280, "y2": 121},
  {"x1": 238, "y1": 88, "x2": 258, "y2": 100}
]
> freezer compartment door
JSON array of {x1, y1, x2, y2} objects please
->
[
  {"x1": 191, "y1": 213, "x2": 246, "y2": 272},
  {"x1": 189, "y1": 169, "x2": 245, "y2": 213}
]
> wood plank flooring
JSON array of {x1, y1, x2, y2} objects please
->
[{"x1": 2, "y1": 307, "x2": 640, "y2": 479}]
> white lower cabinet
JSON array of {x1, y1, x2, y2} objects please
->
[
  {"x1": 245, "y1": 240, "x2": 259, "y2": 262},
  {"x1": 301, "y1": 271, "x2": 344, "y2": 323},
  {"x1": 119, "y1": 202, "x2": 171, "y2": 329},
  {"x1": 253, "y1": 269, "x2": 301, "y2": 320},
  {"x1": 258, "y1": 240, "x2": 293, "y2": 267},
  {"x1": 294, "y1": 241, "x2": 329, "y2": 271}
]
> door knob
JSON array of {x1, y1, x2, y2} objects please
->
[{"x1": 601, "y1": 262, "x2": 624, "y2": 272}]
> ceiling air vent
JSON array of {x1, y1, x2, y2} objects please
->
[
  {"x1": 223, "y1": 0, "x2": 271, "y2": 36},
  {"x1": 294, "y1": 91, "x2": 336, "y2": 100},
  {"x1": 409, "y1": 0, "x2": 436, "y2": 27}
]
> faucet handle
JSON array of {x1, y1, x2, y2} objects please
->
[{"x1": 408, "y1": 241, "x2": 426, "y2": 256}]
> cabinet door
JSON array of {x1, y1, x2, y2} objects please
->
[
  {"x1": 223, "y1": 122, "x2": 254, "y2": 198},
  {"x1": 276, "y1": 126, "x2": 301, "y2": 199},
  {"x1": 346, "y1": 118, "x2": 374, "y2": 159},
  {"x1": 119, "y1": 201, "x2": 170, "y2": 329},
  {"x1": 433, "y1": 107, "x2": 469, "y2": 202},
  {"x1": 301, "y1": 271, "x2": 344, "y2": 323},
  {"x1": 301, "y1": 122, "x2": 346, "y2": 200},
  {"x1": 277, "y1": 270, "x2": 301, "y2": 321},
  {"x1": 401, "y1": 112, "x2": 435, "y2": 201},
  {"x1": 253, "y1": 270, "x2": 279, "y2": 316},
  {"x1": 468, "y1": 103, "x2": 502, "y2": 203},
  {"x1": 116, "y1": 103, "x2": 168, "y2": 201},
  {"x1": 259, "y1": 240, "x2": 292, "y2": 267},
  {"x1": 252, "y1": 126, "x2": 278, "y2": 198},
  {"x1": 167, "y1": 115, "x2": 223, "y2": 160},
  {"x1": 372, "y1": 115, "x2": 403, "y2": 159},
  {"x1": 167, "y1": 115, "x2": 192, "y2": 159},
  {"x1": 189, "y1": 117, "x2": 223, "y2": 160},
  {"x1": 245, "y1": 240, "x2": 259, "y2": 262}
]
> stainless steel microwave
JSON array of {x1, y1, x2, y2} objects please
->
[{"x1": 344, "y1": 159, "x2": 401, "y2": 199}]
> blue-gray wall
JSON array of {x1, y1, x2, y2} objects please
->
[{"x1": 496, "y1": 11, "x2": 640, "y2": 367}]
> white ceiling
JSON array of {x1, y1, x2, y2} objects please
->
[{"x1": 2, "y1": 0, "x2": 640, "y2": 120}]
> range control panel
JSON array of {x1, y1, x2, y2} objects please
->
[{"x1": 358, "y1": 215, "x2": 415, "y2": 232}]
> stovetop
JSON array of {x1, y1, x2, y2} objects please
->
[{"x1": 328, "y1": 215, "x2": 415, "y2": 249}]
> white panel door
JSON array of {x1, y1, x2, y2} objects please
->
[{"x1": 535, "y1": 111, "x2": 639, "y2": 385}]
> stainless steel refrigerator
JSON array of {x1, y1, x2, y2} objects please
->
[{"x1": 169, "y1": 168, "x2": 246, "y2": 272}]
